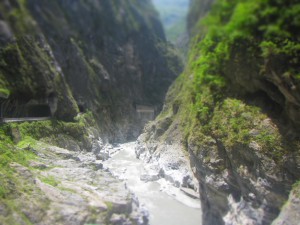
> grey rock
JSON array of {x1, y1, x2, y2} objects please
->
[
  {"x1": 29, "y1": 161, "x2": 47, "y2": 169},
  {"x1": 92, "y1": 140, "x2": 102, "y2": 155},
  {"x1": 140, "y1": 174, "x2": 160, "y2": 182},
  {"x1": 17, "y1": 0, "x2": 181, "y2": 141},
  {"x1": 110, "y1": 214, "x2": 129, "y2": 225},
  {"x1": 96, "y1": 152, "x2": 110, "y2": 161},
  {"x1": 90, "y1": 161, "x2": 103, "y2": 170},
  {"x1": 136, "y1": 123, "x2": 199, "y2": 190},
  {"x1": 0, "y1": 204, "x2": 8, "y2": 217},
  {"x1": 11, "y1": 127, "x2": 22, "y2": 144},
  {"x1": 1, "y1": 140, "x2": 148, "y2": 225},
  {"x1": 272, "y1": 183, "x2": 300, "y2": 225},
  {"x1": 0, "y1": 20, "x2": 13, "y2": 42},
  {"x1": 9, "y1": 162, "x2": 34, "y2": 181}
]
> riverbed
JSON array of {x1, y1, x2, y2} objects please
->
[{"x1": 104, "y1": 142, "x2": 202, "y2": 225}]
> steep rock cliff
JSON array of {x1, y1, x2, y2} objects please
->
[
  {"x1": 0, "y1": 1, "x2": 182, "y2": 223},
  {"x1": 137, "y1": 0, "x2": 300, "y2": 224},
  {"x1": 0, "y1": 0, "x2": 182, "y2": 141}
]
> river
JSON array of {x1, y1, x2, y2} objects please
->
[{"x1": 104, "y1": 142, "x2": 202, "y2": 225}]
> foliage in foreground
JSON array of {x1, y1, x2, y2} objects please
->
[{"x1": 0, "y1": 112, "x2": 94, "y2": 199}]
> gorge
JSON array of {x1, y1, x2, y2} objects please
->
[{"x1": 0, "y1": 0, "x2": 300, "y2": 225}]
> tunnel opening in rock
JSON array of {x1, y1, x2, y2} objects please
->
[{"x1": 0, "y1": 98, "x2": 52, "y2": 118}]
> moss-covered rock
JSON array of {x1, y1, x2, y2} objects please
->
[
  {"x1": 272, "y1": 181, "x2": 300, "y2": 225},
  {"x1": 0, "y1": 120, "x2": 147, "y2": 225},
  {"x1": 0, "y1": 0, "x2": 182, "y2": 140},
  {"x1": 24, "y1": 0, "x2": 182, "y2": 140},
  {"x1": 137, "y1": 0, "x2": 300, "y2": 224},
  {"x1": 0, "y1": 0, "x2": 79, "y2": 121}
]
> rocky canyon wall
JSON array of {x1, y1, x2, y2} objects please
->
[
  {"x1": 0, "y1": 0, "x2": 182, "y2": 141},
  {"x1": 0, "y1": 1, "x2": 183, "y2": 224},
  {"x1": 137, "y1": 0, "x2": 300, "y2": 224}
]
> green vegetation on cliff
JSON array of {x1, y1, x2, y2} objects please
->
[
  {"x1": 182, "y1": 0, "x2": 300, "y2": 157},
  {"x1": 148, "y1": 1, "x2": 300, "y2": 223},
  {"x1": 0, "y1": 0, "x2": 79, "y2": 120},
  {"x1": 191, "y1": 0, "x2": 300, "y2": 90},
  {"x1": 0, "y1": 126, "x2": 36, "y2": 199},
  {"x1": 0, "y1": 112, "x2": 133, "y2": 224},
  {"x1": 0, "y1": 112, "x2": 94, "y2": 197},
  {"x1": 0, "y1": 114, "x2": 97, "y2": 224},
  {"x1": 0, "y1": 0, "x2": 182, "y2": 141}
]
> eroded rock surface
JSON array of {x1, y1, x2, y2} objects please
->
[
  {"x1": 0, "y1": 0, "x2": 182, "y2": 141},
  {"x1": 272, "y1": 182, "x2": 300, "y2": 225},
  {"x1": 0, "y1": 141, "x2": 148, "y2": 225},
  {"x1": 136, "y1": 120, "x2": 199, "y2": 192}
]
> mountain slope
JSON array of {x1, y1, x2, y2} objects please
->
[
  {"x1": 137, "y1": 0, "x2": 300, "y2": 224},
  {"x1": 152, "y1": 0, "x2": 189, "y2": 42},
  {"x1": 0, "y1": 1, "x2": 182, "y2": 224},
  {"x1": 0, "y1": 0, "x2": 182, "y2": 141}
]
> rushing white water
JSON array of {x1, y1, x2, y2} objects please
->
[{"x1": 104, "y1": 142, "x2": 202, "y2": 225}]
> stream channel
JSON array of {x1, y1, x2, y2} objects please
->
[{"x1": 104, "y1": 142, "x2": 202, "y2": 225}]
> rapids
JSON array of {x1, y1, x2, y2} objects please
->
[{"x1": 104, "y1": 142, "x2": 202, "y2": 225}]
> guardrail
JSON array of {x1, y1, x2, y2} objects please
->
[{"x1": 0, "y1": 117, "x2": 51, "y2": 123}]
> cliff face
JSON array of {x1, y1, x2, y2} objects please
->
[
  {"x1": 137, "y1": 0, "x2": 300, "y2": 224},
  {"x1": 152, "y1": 0, "x2": 189, "y2": 43},
  {"x1": 187, "y1": 0, "x2": 214, "y2": 36},
  {"x1": 0, "y1": 1, "x2": 183, "y2": 224},
  {"x1": 0, "y1": 0, "x2": 182, "y2": 141},
  {"x1": 0, "y1": 0, "x2": 79, "y2": 121}
]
